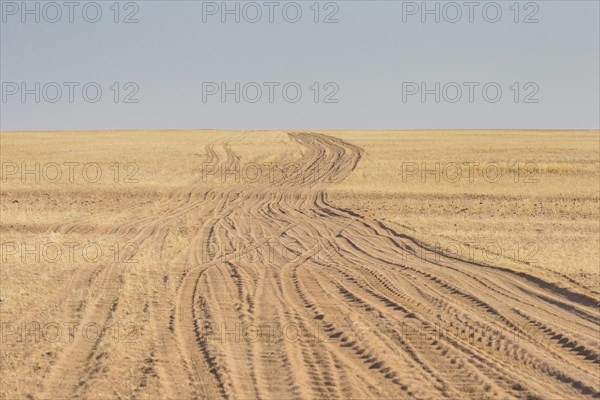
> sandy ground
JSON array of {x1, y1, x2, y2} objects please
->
[{"x1": 1, "y1": 131, "x2": 599, "y2": 399}]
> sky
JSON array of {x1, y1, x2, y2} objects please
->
[{"x1": 1, "y1": 0, "x2": 599, "y2": 131}]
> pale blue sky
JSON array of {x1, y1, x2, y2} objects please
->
[{"x1": 1, "y1": 1, "x2": 599, "y2": 130}]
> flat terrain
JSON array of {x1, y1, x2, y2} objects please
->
[
  {"x1": 326, "y1": 130, "x2": 600, "y2": 294},
  {"x1": 1, "y1": 130, "x2": 599, "y2": 399}
]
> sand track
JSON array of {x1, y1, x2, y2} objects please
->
[{"x1": 39, "y1": 132, "x2": 599, "y2": 399}]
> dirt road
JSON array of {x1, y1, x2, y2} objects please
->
[{"x1": 39, "y1": 132, "x2": 599, "y2": 399}]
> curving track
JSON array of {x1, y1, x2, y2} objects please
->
[{"x1": 41, "y1": 132, "x2": 599, "y2": 399}]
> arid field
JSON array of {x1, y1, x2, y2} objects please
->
[{"x1": 1, "y1": 130, "x2": 599, "y2": 399}]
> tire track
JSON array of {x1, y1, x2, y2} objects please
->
[{"x1": 38, "y1": 132, "x2": 599, "y2": 399}]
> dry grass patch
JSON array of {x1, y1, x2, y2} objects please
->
[{"x1": 326, "y1": 130, "x2": 600, "y2": 295}]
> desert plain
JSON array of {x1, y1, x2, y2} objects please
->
[{"x1": 0, "y1": 130, "x2": 599, "y2": 399}]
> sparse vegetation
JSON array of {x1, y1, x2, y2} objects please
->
[{"x1": 1, "y1": 130, "x2": 598, "y2": 399}]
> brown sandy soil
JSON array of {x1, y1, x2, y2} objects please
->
[{"x1": 1, "y1": 131, "x2": 599, "y2": 399}]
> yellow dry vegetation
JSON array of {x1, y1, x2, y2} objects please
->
[{"x1": 326, "y1": 130, "x2": 600, "y2": 293}]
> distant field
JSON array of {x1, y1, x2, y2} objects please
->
[{"x1": 326, "y1": 130, "x2": 600, "y2": 294}]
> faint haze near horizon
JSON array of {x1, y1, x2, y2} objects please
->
[{"x1": 1, "y1": 0, "x2": 599, "y2": 131}]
